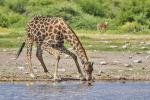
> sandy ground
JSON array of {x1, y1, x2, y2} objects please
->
[{"x1": 0, "y1": 48, "x2": 150, "y2": 81}]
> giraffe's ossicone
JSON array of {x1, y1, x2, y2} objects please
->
[{"x1": 16, "y1": 16, "x2": 93, "y2": 81}]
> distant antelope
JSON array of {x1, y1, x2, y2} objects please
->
[{"x1": 97, "y1": 21, "x2": 108, "y2": 31}]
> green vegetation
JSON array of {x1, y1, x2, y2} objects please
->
[
  {"x1": 0, "y1": 0, "x2": 150, "y2": 50},
  {"x1": 0, "y1": 0, "x2": 149, "y2": 31}
]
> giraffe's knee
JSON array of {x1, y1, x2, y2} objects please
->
[
  {"x1": 71, "y1": 53, "x2": 77, "y2": 60},
  {"x1": 55, "y1": 55, "x2": 60, "y2": 60},
  {"x1": 36, "y1": 52, "x2": 42, "y2": 59},
  {"x1": 36, "y1": 53, "x2": 39, "y2": 58}
]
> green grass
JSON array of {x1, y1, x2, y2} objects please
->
[{"x1": 1, "y1": 29, "x2": 150, "y2": 52}]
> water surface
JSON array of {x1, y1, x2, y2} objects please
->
[{"x1": 0, "y1": 81, "x2": 150, "y2": 100}]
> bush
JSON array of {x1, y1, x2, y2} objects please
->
[
  {"x1": 77, "y1": 0, "x2": 105, "y2": 17},
  {"x1": 0, "y1": 13, "x2": 9, "y2": 27},
  {"x1": 70, "y1": 14, "x2": 101, "y2": 30},
  {"x1": 121, "y1": 22, "x2": 142, "y2": 33},
  {"x1": 5, "y1": 0, "x2": 27, "y2": 14}
]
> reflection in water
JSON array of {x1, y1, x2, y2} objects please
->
[
  {"x1": 0, "y1": 81, "x2": 150, "y2": 100},
  {"x1": 26, "y1": 81, "x2": 89, "y2": 94}
]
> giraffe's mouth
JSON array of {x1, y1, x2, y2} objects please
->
[{"x1": 85, "y1": 71, "x2": 92, "y2": 81}]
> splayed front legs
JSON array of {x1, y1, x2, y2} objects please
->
[{"x1": 43, "y1": 45, "x2": 86, "y2": 80}]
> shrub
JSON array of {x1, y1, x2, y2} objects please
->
[
  {"x1": 121, "y1": 22, "x2": 142, "y2": 33},
  {"x1": 5, "y1": 0, "x2": 27, "y2": 14},
  {"x1": 0, "y1": 13, "x2": 9, "y2": 27},
  {"x1": 77, "y1": 0, "x2": 105, "y2": 17},
  {"x1": 70, "y1": 14, "x2": 101, "y2": 30}
]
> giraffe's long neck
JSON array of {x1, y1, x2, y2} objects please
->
[{"x1": 64, "y1": 27, "x2": 89, "y2": 64}]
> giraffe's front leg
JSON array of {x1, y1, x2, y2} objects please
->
[
  {"x1": 53, "y1": 55, "x2": 61, "y2": 81},
  {"x1": 42, "y1": 45, "x2": 62, "y2": 81},
  {"x1": 26, "y1": 39, "x2": 37, "y2": 79}
]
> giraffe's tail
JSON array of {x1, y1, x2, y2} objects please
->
[{"x1": 16, "y1": 42, "x2": 25, "y2": 59}]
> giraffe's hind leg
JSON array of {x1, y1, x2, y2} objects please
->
[
  {"x1": 42, "y1": 45, "x2": 61, "y2": 81},
  {"x1": 25, "y1": 38, "x2": 35, "y2": 78},
  {"x1": 36, "y1": 44, "x2": 48, "y2": 73},
  {"x1": 36, "y1": 44, "x2": 53, "y2": 78}
]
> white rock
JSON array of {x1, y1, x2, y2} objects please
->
[
  {"x1": 2, "y1": 49, "x2": 7, "y2": 52},
  {"x1": 24, "y1": 72, "x2": 29, "y2": 74},
  {"x1": 118, "y1": 70, "x2": 123, "y2": 72},
  {"x1": 18, "y1": 66, "x2": 25, "y2": 70},
  {"x1": 109, "y1": 46, "x2": 118, "y2": 48},
  {"x1": 122, "y1": 45, "x2": 128, "y2": 49},
  {"x1": 113, "y1": 60, "x2": 119, "y2": 63},
  {"x1": 129, "y1": 56, "x2": 132, "y2": 59},
  {"x1": 133, "y1": 60, "x2": 142, "y2": 63},
  {"x1": 128, "y1": 68, "x2": 133, "y2": 71},
  {"x1": 124, "y1": 64, "x2": 132, "y2": 67},
  {"x1": 94, "y1": 50, "x2": 97, "y2": 52},
  {"x1": 100, "y1": 61, "x2": 107, "y2": 65},
  {"x1": 140, "y1": 41, "x2": 145, "y2": 44}
]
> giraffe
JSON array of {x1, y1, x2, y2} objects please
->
[{"x1": 16, "y1": 16, "x2": 93, "y2": 81}]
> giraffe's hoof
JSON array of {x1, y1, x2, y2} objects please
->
[
  {"x1": 53, "y1": 76, "x2": 61, "y2": 81},
  {"x1": 76, "y1": 74, "x2": 86, "y2": 81},
  {"x1": 30, "y1": 73, "x2": 37, "y2": 79},
  {"x1": 80, "y1": 77, "x2": 87, "y2": 81}
]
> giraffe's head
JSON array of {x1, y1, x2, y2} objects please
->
[{"x1": 83, "y1": 62, "x2": 93, "y2": 81}]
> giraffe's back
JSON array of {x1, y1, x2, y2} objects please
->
[{"x1": 26, "y1": 16, "x2": 65, "y2": 45}]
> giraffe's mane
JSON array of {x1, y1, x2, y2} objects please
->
[{"x1": 65, "y1": 23, "x2": 89, "y2": 62}]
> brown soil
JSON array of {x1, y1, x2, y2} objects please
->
[{"x1": 1, "y1": 48, "x2": 150, "y2": 82}]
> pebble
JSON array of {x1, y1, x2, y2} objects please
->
[
  {"x1": 129, "y1": 56, "x2": 133, "y2": 59},
  {"x1": 113, "y1": 60, "x2": 119, "y2": 64},
  {"x1": 128, "y1": 68, "x2": 133, "y2": 71},
  {"x1": 58, "y1": 68, "x2": 66, "y2": 72},
  {"x1": 140, "y1": 41, "x2": 145, "y2": 44},
  {"x1": 94, "y1": 50, "x2": 97, "y2": 52},
  {"x1": 2, "y1": 49, "x2": 7, "y2": 52},
  {"x1": 133, "y1": 60, "x2": 142, "y2": 63},
  {"x1": 122, "y1": 45, "x2": 128, "y2": 49},
  {"x1": 124, "y1": 64, "x2": 132, "y2": 67},
  {"x1": 109, "y1": 46, "x2": 118, "y2": 48},
  {"x1": 18, "y1": 66, "x2": 25, "y2": 70},
  {"x1": 100, "y1": 61, "x2": 107, "y2": 65},
  {"x1": 118, "y1": 70, "x2": 123, "y2": 72},
  {"x1": 24, "y1": 72, "x2": 29, "y2": 74},
  {"x1": 142, "y1": 67, "x2": 145, "y2": 70}
]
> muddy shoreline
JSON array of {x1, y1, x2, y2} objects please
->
[{"x1": 0, "y1": 49, "x2": 150, "y2": 82}]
